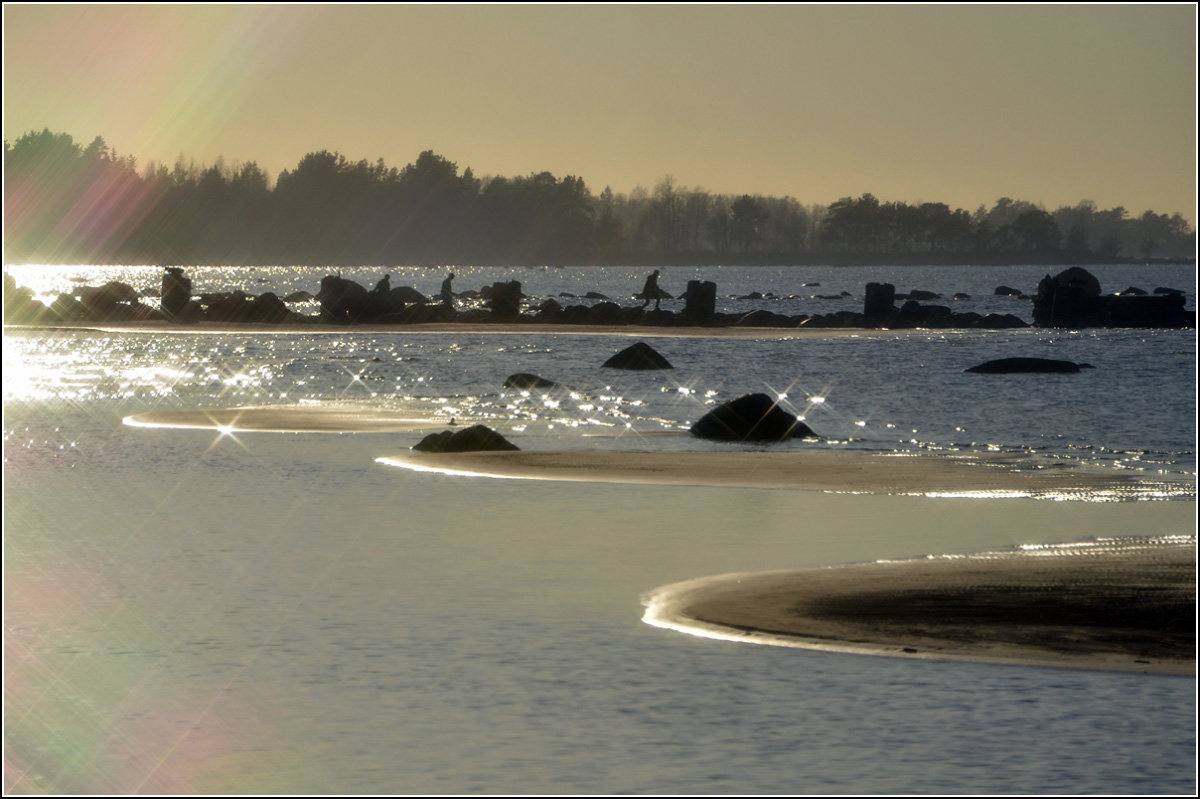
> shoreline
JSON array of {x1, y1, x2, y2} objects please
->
[
  {"x1": 642, "y1": 539, "x2": 1197, "y2": 675},
  {"x1": 376, "y1": 449, "x2": 1195, "y2": 500},
  {"x1": 6, "y1": 321, "x2": 924, "y2": 339}
]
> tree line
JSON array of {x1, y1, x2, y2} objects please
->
[{"x1": 4, "y1": 128, "x2": 1194, "y2": 266}]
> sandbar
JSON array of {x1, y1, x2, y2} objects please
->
[
  {"x1": 7, "y1": 321, "x2": 918, "y2": 340},
  {"x1": 642, "y1": 538, "x2": 1196, "y2": 674},
  {"x1": 376, "y1": 450, "x2": 1194, "y2": 500},
  {"x1": 124, "y1": 404, "x2": 442, "y2": 433}
]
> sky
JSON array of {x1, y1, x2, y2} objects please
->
[{"x1": 3, "y1": 4, "x2": 1196, "y2": 221}]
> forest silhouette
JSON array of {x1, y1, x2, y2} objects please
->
[{"x1": 4, "y1": 129, "x2": 1195, "y2": 266}]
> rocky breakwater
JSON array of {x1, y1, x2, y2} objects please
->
[{"x1": 1031, "y1": 267, "x2": 1195, "y2": 328}]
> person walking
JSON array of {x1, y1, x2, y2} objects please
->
[
  {"x1": 641, "y1": 269, "x2": 662, "y2": 310},
  {"x1": 441, "y1": 273, "x2": 455, "y2": 309}
]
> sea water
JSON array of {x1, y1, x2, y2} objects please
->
[{"x1": 3, "y1": 264, "x2": 1196, "y2": 794}]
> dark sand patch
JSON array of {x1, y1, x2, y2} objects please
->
[
  {"x1": 376, "y1": 450, "x2": 1194, "y2": 500},
  {"x1": 642, "y1": 538, "x2": 1196, "y2": 675},
  {"x1": 124, "y1": 405, "x2": 444, "y2": 433}
]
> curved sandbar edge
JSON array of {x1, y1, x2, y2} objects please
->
[
  {"x1": 376, "y1": 450, "x2": 1195, "y2": 500},
  {"x1": 642, "y1": 538, "x2": 1196, "y2": 675},
  {"x1": 124, "y1": 404, "x2": 445, "y2": 434}
]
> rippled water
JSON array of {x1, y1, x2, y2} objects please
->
[{"x1": 4, "y1": 264, "x2": 1196, "y2": 794}]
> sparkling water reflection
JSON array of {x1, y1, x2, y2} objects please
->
[{"x1": 3, "y1": 264, "x2": 1196, "y2": 794}]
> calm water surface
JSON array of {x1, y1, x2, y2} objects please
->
[{"x1": 4, "y1": 264, "x2": 1196, "y2": 794}]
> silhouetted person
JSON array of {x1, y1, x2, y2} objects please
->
[
  {"x1": 373, "y1": 273, "x2": 391, "y2": 294},
  {"x1": 641, "y1": 269, "x2": 662, "y2": 310},
  {"x1": 441, "y1": 273, "x2": 455, "y2": 309}
]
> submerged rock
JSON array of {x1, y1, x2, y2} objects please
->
[
  {"x1": 412, "y1": 425, "x2": 519, "y2": 453},
  {"x1": 601, "y1": 341, "x2": 673, "y2": 370},
  {"x1": 691, "y1": 393, "x2": 817, "y2": 442},
  {"x1": 965, "y1": 357, "x2": 1094, "y2": 374},
  {"x1": 504, "y1": 373, "x2": 558, "y2": 389}
]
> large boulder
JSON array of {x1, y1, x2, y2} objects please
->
[
  {"x1": 863, "y1": 282, "x2": 896, "y2": 324},
  {"x1": 161, "y1": 267, "x2": 192, "y2": 318},
  {"x1": 965, "y1": 357, "x2": 1093, "y2": 374},
  {"x1": 317, "y1": 275, "x2": 371, "y2": 323},
  {"x1": 690, "y1": 393, "x2": 817, "y2": 442},
  {"x1": 682, "y1": 280, "x2": 717, "y2": 323},
  {"x1": 487, "y1": 281, "x2": 523, "y2": 320},
  {"x1": 412, "y1": 425, "x2": 519, "y2": 452},
  {"x1": 601, "y1": 341, "x2": 673, "y2": 370}
]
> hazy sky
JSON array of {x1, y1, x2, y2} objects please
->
[{"x1": 4, "y1": 4, "x2": 1196, "y2": 220}]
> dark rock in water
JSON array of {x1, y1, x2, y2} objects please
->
[
  {"x1": 863, "y1": 282, "x2": 896, "y2": 323},
  {"x1": 1117, "y1": 286, "x2": 1147, "y2": 296},
  {"x1": 994, "y1": 285, "x2": 1023, "y2": 296},
  {"x1": 317, "y1": 275, "x2": 371, "y2": 323},
  {"x1": 1154, "y1": 286, "x2": 1185, "y2": 295},
  {"x1": 903, "y1": 289, "x2": 942, "y2": 301},
  {"x1": 284, "y1": 290, "x2": 315, "y2": 303},
  {"x1": 736, "y1": 309, "x2": 793, "y2": 327},
  {"x1": 504, "y1": 373, "x2": 558, "y2": 389},
  {"x1": 965, "y1": 357, "x2": 1094, "y2": 374},
  {"x1": 412, "y1": 425, "x2": 519, "y2": 452},
  {"x1": 391, "y1": 286, "x2": 429, "y2": 305},
  {"x1": 602, "y1": 341, "x2": 673, "y2": 370},
  {"x1": 691, "y1": 393, "x2": 817, "y2": 442},
  {"x1": 682, "y1": 280, "x2": 717, "y2": 323},
  {"x1": 584, "y1": 291, "x2": 611, "y2": 301},
  {"x1": 162, "y1": 268, "x2": 192, "y2": 318},
  {"x1": 1034, "y1": 267, "x2": 1193, "y2": 328},
  {"x1": 488, "y1": 281, "x2": 522, "y2": 320},
  {"x1": 953, "y1": 293, "x2": 971, "y2": 300}
]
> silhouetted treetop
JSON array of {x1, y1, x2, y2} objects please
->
[{"x1": 4, "y1": 130, "x2": 1195, "y2": 265}]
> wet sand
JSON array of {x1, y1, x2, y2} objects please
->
[
  {"x1": 642, "y1": 540, "x2": 1196, "y2": 675},
  {"x1": 123, "y1": 403, "x2": 1197, "y2": 674}
]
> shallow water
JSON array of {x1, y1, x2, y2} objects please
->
[{"x1": 4, "y1": 264, "x2": 1197, "y2": 794}]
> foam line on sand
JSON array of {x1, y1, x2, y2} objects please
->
[
  {"x1": 376, "y1": 450, "x2": 1194, "y2": 500},
  {"x1": 124, "y1": 405, "x2": 443, "y2": 433}
]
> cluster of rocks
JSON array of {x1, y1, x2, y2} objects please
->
[
  {"x1": 4, "y1": 266, "x2": 1192, "y2": 330},
  {"x1": 1031, "y1": 266, "x2": 1194, "y2": 328},
  {"x1": 410, "y1": 341, "x2": 1107, "y2": 454}
]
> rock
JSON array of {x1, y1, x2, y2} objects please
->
[
  {"x1": 1052, "y1": 266, "x2": 1103, "y2": 297},
  {"x1": 161, "y1": 268, "x2": 192, "y2": 318},
  {"x1": 1117, "y1": 286, "x2": 1148, "y2": 296},
  {"x1": 390, "y1": 286, "x2": 429, "y2": 305},
  {"x1": 953, "y1": 293, "x2": 971, "y2": 300},
  {"x1": 691, "y1": 393, "x2": 817, "y2": 442},
  {"x1": 412, "y1": 425, "x2": 519, "y2": 452},
  {"x1": 736, "y1": 309, "x2": 793, "y2": 327},
  {"x1": 863, "y1": 282, "x2": 896, "y2": 323},
  {"x1": 965, "y1": 357, "x2": 1094, "y2": 374},
  {"x1": 601, "y1": 341, "x2": 673, "y2": 370},
  {"x1": 583, "y1": 291, "x2": 611, "y2": 301},
  {"x1": 1154, "y1": 286, "x2": 1185, "y2": 295},
  {"x1": 488, "y1": 281, "x2": 522, "y2": 320},
  {"x1": 1034, "y1": 267, "x2": 1193, "y2": 328},
  {"x1": 682, "y1": 280, "x2": 717, "y2": 322},
  {"x1": 317, "y1": 275, "x2": 371, "y2": 323},
  {"x1": 904, "y1": 289, "x2": 942, "y2": 301},
  {"x1": 994, "y1": 285, "x2": 1023, "y2": 296},
  {"x1": 504, "y1": 373, "x2": 558, "y2": 390}
]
